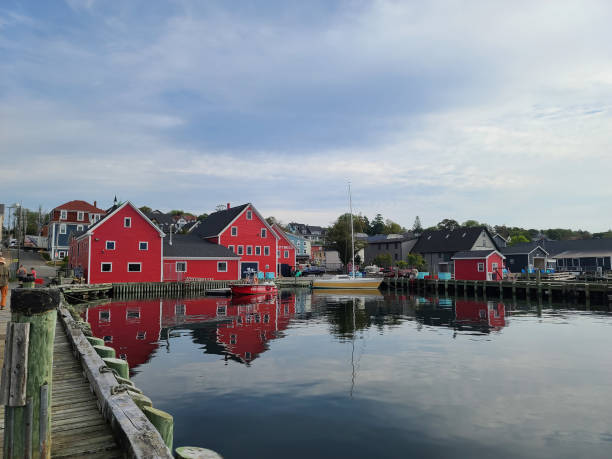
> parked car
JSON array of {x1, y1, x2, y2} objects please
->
[{"x1": 301, "y1": 266, "x2": 326, "y2": 276}]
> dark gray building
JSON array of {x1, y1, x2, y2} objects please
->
[
  {"x1": 411, "y1": 226, "x2": 498, "y2": 275},
  {"x1": 501, "y1": 242, "x2": 549, "y2": 273},
  {"x1": 540, "y1": 239, "x2": 612, "y2": 273},
  {"x1": 364, "y1": 233, "x2": 417, "y2": 265}
]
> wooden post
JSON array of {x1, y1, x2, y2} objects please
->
[
  {"x1": 93, "y1": 345, "x2": 116, "y2": 359},
  {"x1": 102, "y1": 357, "x2": 129, "y2": 379},
  {"x1": 2, "y1": 288, "x2": 59, "y2": 459},
  {"x1": 142, "y1": 406, "x2": 174, "y2": 450},
  {"x1": 175, "y1": 446, "x2": 224, "y2": 459},
  {"x1": 86, "y1": 336, "x2": 105, "y2": 347}
]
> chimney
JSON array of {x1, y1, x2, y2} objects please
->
[
  {"x1": 227, "y1": 203, "x2": 230, "y2": 209},
  {"x1": 93, "y1": 200, "x2": 97, "y2": 208}
]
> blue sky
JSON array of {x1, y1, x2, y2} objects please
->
[{"x1": 1, "y1": 0, "x2": 611, "y2": 231}]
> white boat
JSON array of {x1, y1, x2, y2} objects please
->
[{"x1": 312, "y1": 183, "x2": 382, "y2": 290}]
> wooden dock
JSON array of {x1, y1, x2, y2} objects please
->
[{"x1": 381, "y1": 276, "x2": 612, "y2": 304}]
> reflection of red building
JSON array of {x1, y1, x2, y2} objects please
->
[
  {"x1": 455, "y1": 300, "x2": 506, "y2": 329},
  {"x1": 86, "y1": 299, "x2": 162, "y2": 373}
]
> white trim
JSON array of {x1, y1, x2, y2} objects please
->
[
  {"x1": 59, "y1": 223, "x2": 67, "y2": 234},
  {"x1": 87, "y1": 234, "x2": 91, "y2": 284},
  {"x1": 239, "y1": 261, "x2": 259, "y2": 277},
  {"x1": 477, "y1": 262, "x2": 485, "y2": 272},
  {"x1": 77, "y1": 211, "x2": 84, "y2": 221},
  {"x1": 246, "y1": 210, "x2": 252, "y2": 220},
  {"x1": 139, "y1": 241, "x2": 149, "y2": 251},
  {"x1": 176, "y1": 261, "x2": 187, "y2": 272},
  {"x1": 215, "y1": 203, "x2": 280, "y2": 240},
  {"x1": 124, "y1": 217, "x2": 132, "y2": 228},
  {"x1": 264, "y1": 246, "x2": 270, "y2": 256},
  {"x1": 106, "y1": 240, "x2": 116, "y2": 250},
  {"x1": 261, "y1": 228, "x2": 267, "y2": 238},
  {"x1": 237, "y1": 245, "x2": 244, "y2": 255},
  {"x1": 101, "y1": 262, "x2": 112, "y2": 273},
  {"x1": 127, "y1": 262, "x2": 142, "y2": 272},
  {"x1": 160, "y1": 234, "x2": 164, "y2": 282},
  {"x1": 60, "y1": 209, "x2": 67, "y2": 220},
  {"x1": 231, "y1": 226, "x2": 238, "y2": 236},
  {"x1": 255, "y1": 246, "x2": 261, "y2": 255},
  {"x1": 163, "y1": 256, "x2": 241, "y2": 260},
  {"x1": 246, "y1": 245, "x2": 253, "y2": 255},
  {"x1": 217, "y1": 261, "x2": 228, "y2": 272},
  {"x1": 451, "y1": 250, "x2": 506, "y2": 261}
]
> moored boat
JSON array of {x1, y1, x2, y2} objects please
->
[
  {"x1": 312, "y1": 275, "x2": 383, "y2": 290},
  {"x1": 231, "y1": 282, "x2": 278, "y2": 296}
]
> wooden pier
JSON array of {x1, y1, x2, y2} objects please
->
[{"x1": 381, "y1": 276, "x2": 612, "y2": 304}]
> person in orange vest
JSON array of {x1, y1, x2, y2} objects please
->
[{"x1": 0, "y1": 257, "x2": 9, "y2": 309}]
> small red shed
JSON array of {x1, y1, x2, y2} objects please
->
[{"x1": 452, "y1": 250, "x2": 506, "y2": 281}]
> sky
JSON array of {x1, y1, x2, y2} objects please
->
[{"x1": 1, "y1": 0, "x2": 611, "y2": 231}]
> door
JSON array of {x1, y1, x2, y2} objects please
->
[{"x1": 240, "y1": 262, "x2": 259, "y2": 279}]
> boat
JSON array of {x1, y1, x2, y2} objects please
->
[
  {"x1": 312, "y1": 182, "x2": 383, "y2": 290},
  {"x1": 230, "y1": 282, "x2": 278, "y2": 296}
]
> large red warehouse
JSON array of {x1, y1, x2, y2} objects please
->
[{"x1": 452, "y1": 249, "x2": 506, "y2": 281}]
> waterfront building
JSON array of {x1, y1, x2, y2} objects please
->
[
  {"x1": 540, "y1": 239, "x2": 612, "y2": 273},
  {"x1": 411, "y1": 226, "x2": 499, "y2": 276},
  {"x1": 48, "y1": 200, "x2": 105, "y2": 260},
  {"x1": 287, "y1": 222, "x2": 327, "y2": 243},
  {"x1": 69, "y1": 201, "x2": 165, "y2": 283},
  {"x1": 190, "y1": 203, "x2": 280, "y2": 278},
  {"x1": 310, "y1": 244, "x2": 325, "y2": 265},
  {"x1": 162, "y1": 233, "x2": 241, "y2": 281},
  {"x1": 272, "y1": 224, "x2": 297, "y2": 276},
  {"x1": 452, "y1": 249, "x2": 506, "y2": 280},
  {"x1": 501, "y1": 242, "x2": 549, "y2": 273},
  {"x1": 285, "y1": 232, "x2": 311, "y2": 263},
  {"x1": 492, "y1": 233, "x2": 509, "y2": 248},
  {"x1": 364, "y1": 233, "x2": 417, "y2": 265}
]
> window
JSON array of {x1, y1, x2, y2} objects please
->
[
  {"x1": 103, "y1": 336, "x2": 112, "y2": 343},
  {"x1": 126, "y1": 309, "x2": 140, "y2": 319},
  {"x1": 246, "y1": 210, "x2": 252, "y2": 220},
  {"x1": 246, "y1": 246, "x2": 253, "y2": 255},
  {"x1": 261, "y1": 228, "x2": 267, "y2": 238},
  {"x1": 124, "y1": 217, "x2": 131, "y2": 228},
  {"x1": 255, "y1": 246, "x2": 261, "y2": 255},
  {"x1": 77, "y1": 224, "x2": 83, "y2": 231},
  {"x1": 264, "y1": 246, "x2": 270, "y2": 256},
  {"x1": 101, "y1": 262, "x2": 112, "y2": 272},
  {"x1": 284, "y1": 250, "x2": 289, "y2": 258},
  {"x1": 139, "y1": 241, "x2": 148, "y2": 251},
  {"x1": 60, "y1": 224, "x2": 67, "y2": 234},
  {"x1": 237, "y1": 245, "x2": 244, "y2": 255},
  {"x1": 217, "y1": 305, "x2": 226, "y2": 316},
  {"x1": 136, "y1": 332, "x2": 146, "y2": 340},
  {"x1": 218, "y1": 261, "x2": 228, "y2": 272},
  {"x1": 277, "y1": 249, "x2": 280, "y2": 257},
  {"x1": 230, "y1": 334, "x2": 237, "y2": 344},
  {"x1": 228, "y1": 245, "x2": 235, "y2": 253},
  {"x1": 99, "y1": 310, "x2": 110, "y2": 322},
  {"x1": 231, "y1": 226, "x2": 238, "y2": 236},
  {"x1": 60, "y1": 210, "x2": 67, "y2": 220},
  {"x1": 175, "y1": 304, "x2": 185, "y2": 315},
  {"x1": 127, "y1": 263, "x2": 141, "y2": 272},
  {"x1": 106, "y1": 241, "x2": 115, "y2": 250},
  {"x1": 176, "y1": 262, "x2": 187, "y2": 272},
  {"x1": 477, "y1": 262, "x2": 485, "y2": 272},
  {"x1": 77, "y1": 211, "x2": 84, "y2": 221},
  {"x1": 492, "y1": 262, "x2": 498, "y2": 270}
]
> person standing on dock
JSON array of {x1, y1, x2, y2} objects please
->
[
  {"x1": 17, "y1": 264, "x2": 26, "y2": 282},
  {"x1": 0, "y1": 257, "x2": 9, "y2": 309},
  {"x1": 30, "y1": 267, "x2": 37, "y2": 279}
]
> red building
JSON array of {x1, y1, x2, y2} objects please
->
[
  {"x1": 452, "y1": 250, "x2": 506, "y2": 281},
  {"x1": 272, "y1": 223, "x2": 297, "y2": 276},
  {"x1": 162, "y1": 234, "x2": 241, "y2": 281},
  {"x1": 70, "y1": 201, "x2": 165, "y2": 283},
  {"x1": 190, "y1": 203, "x2": 280, "y2": 278}
]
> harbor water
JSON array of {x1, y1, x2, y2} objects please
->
[{"x1": 84, "y1": 291, "x2": 612, "y2": 458}]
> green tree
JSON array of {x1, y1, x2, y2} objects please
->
[
  {"x1": 370, "y1": 214, "x2": 385, "y2": 235},
  {"x1": 462, "y1": 219, "x2": 480, "y2": 227},
  {"x1": 412, "y1": 216, "x2": 423, "y2": 234},
  {"x1": 405, "y1": 253, "x2": 426, "y2": 270},
  {"x1": 169, "y1": 209, "x2": 184, "y2": 216},
  {"x1": 197, "y1": 213, "x2": 209, "y2": 221},
  {"x1": 139, "y1": 206, "x2": 152, "y2": 214},
  {"x1": 436, "y1": 219, "x2": 460, "y2": 231},
  {"x1": 508, "y1": 234, "x2": 530, "y2": 245},
  {"x1": 383, "y1": 219, "x2": 404, "y2": 235},
  {"x1": 372, "y1": 253, "x2": 393, "y2": 268},
  {"x1": 326, "y1": 213, "x2": 368, "y2": 266}
]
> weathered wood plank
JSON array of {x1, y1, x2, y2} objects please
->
[{"x1": 7, "y1": 323, "x2": 30, "y2": 407}]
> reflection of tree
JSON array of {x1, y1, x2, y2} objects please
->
[{"x1": 326, "y1": 301, "x2": 371, "y2": 339}]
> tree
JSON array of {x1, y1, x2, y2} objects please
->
[
  {"x1": 462, "y1": 219, "x2": 479, "y2": 227},
  {"x1": 372, "y1": 253, "x2": 393, "y2": 268},
  {"x1": 169, "y1": 209, "x2": 184, "y2": 216},
  {"x1": 197, "y1": 213, "x2": 209, "y2": 221},
  {"x1": 412, "y1": 216, "x2": 423, "y2": 234},
  {"x1": 405, "y1": 253, "x2": 426, "y2": 270},
  {"x1": 383, "y1": 219, "x2": 404, "y2": 235},
  {"x1": 370, "y1": 214, "x2": 385, "y2": 235},
  {"x1": 326, "y1": 213, "x2": 368, "y2": 266},
  {"x1": 139, "y1": 206, "x2": 152, "y2": 214},
  {"x1": 508, "y1": 234, "x2": 529, "y2": 245},
  {"x1": 436, "y1": 219, "x2": 460, "y2": 231}
]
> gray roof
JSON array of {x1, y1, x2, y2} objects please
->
[
  {"x1": 501, "y1": 242, "x2": 547, "y2": 255},
  {"x1": 146, "y1": 210, "x2": 174, "y2": 227},
  {"x1": 367, "y1": 232, "x2": 416, "y2": 243},
  {"x1": 412, "y1": 226, "x2": 495, "y2": 253},
  {"x1": 540, "y1": 238, "x2": 612, "y2": 257},
  {"x1": 452, "y1": 249, "x2": 501, "y2": 259},
  {"x1": 163, "y1": 234, "x2": 239, "y2": 258},
  {"x1": 192, "y1": 204, "x2": 250, "y2": 238}
]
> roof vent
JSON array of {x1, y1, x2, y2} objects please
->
[
  {"x1": 462, "y1": 232, "x2": 466, "y2": 237},
  {"x1": 445, "y1": 234, "x2": 450, "y2": 239},
  {"x1": 427, "y1": 235, "x2": 432, "y2": 240}
]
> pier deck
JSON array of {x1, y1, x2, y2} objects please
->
[{"x1": 0, "y1": 289, "x2": 121, "y2": 458}]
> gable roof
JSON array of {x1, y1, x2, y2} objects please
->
[
  {"x1": 412, "y1": 226, "x2": 495, "y2": 253},
  {"x1": 163, "y1": 234, "x2": 240, "y2": 259},
  {"x1": 76, "y1": 201, "x2": 164, "y2": 240},
  {"x1": 192, "y1": 204, "x2": 250, "y2": 238},
  {"x1": 272, "y1": 224, "x2": 297, "y2": 249},
  {"x1": 539, "y1": 238, "x2": 612, "y2": 257},
  {"x1": 452, "y1": 249, "x2": 505, "y2": 260},
  {"x1": 54, "y1": 200, "x2": 105, "y2": 214},
  {"x1": 145, "y1": 210, "x2": 175, "y2": 227},
  {"x1": 501, "y1": 242, "x2": 548, "y2": 255}
]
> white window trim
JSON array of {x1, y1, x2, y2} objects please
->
[
  {"x1": 101, "y1": 262, "x2": 112, "y2": 272},
  {"x1": 231, "y1": 226, "x2": 238, "y2": 236},
  {"x1": 264, "y1": 246, "x2": 270, "y2": 256},
  {"x1": 228, "y1": 245, "x2": 235, "y2": 253},
  {"x1": 246, "y1": 210, "x2": 252, "y2": 220},
  {"x1": 218, "y1": 261, "x2": 228, "y2": 272},
  {"x1": 246, "y1": 246, "x2": 253, "y2": 255},
  {"x1": 77, "y1": 224, "x2": 83, "y2": 231},
  {"x1": 176, "y1": 261, "x2": 187, "y2": 273},
  {"x1": 59, "y1": 224, "x2": 67, "y2": 234},
  {"x1": 124, "y1": 217, "x2": 131, "y2": 228},
  {"x1": 60, "y1": 210, "x2": 67, "y2": 220},
  {"x1": 127, "y1": 262, "x2": 142, "y2": 272},
  {"x1": 477, "y1": 262, "x2": 485, "y2": 272},
  {"x1": 255, "y1": 246, "x2": 261, "y2": 255},
  {"x1": 77, "y1": 211, "x2": 84, "y2": 221},
  {"x1": 106, "y1": 241, "x2": 116, "y2": 250},
  {"x1": 284, "y1": 250, "x2": 289, "y2": 258},
  {"x1": 237, "y1": 245, "x2": 244, "y2": 255},
  {"x1": 139, "y1": 241, "x2": 149, "y2": 251},
  {"x1": 261, "y1": 228, "x2": 267, "y2": 238}
]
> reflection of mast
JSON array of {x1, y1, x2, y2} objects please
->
[{"x1": 350, "y1": 298, "x2": 356, "y2": 397}]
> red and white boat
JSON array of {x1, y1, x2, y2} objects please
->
[{"x1": 230, "y1": 282, "x2": 278, "y2": 296}]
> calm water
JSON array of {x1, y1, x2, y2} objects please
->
[{"x1": 85, "y1": 291, "x2": 612, "y2": 458}]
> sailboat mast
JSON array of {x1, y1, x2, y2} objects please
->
[{"x1": 349, "y1": 181, "x2": 355, "y2": 278}]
